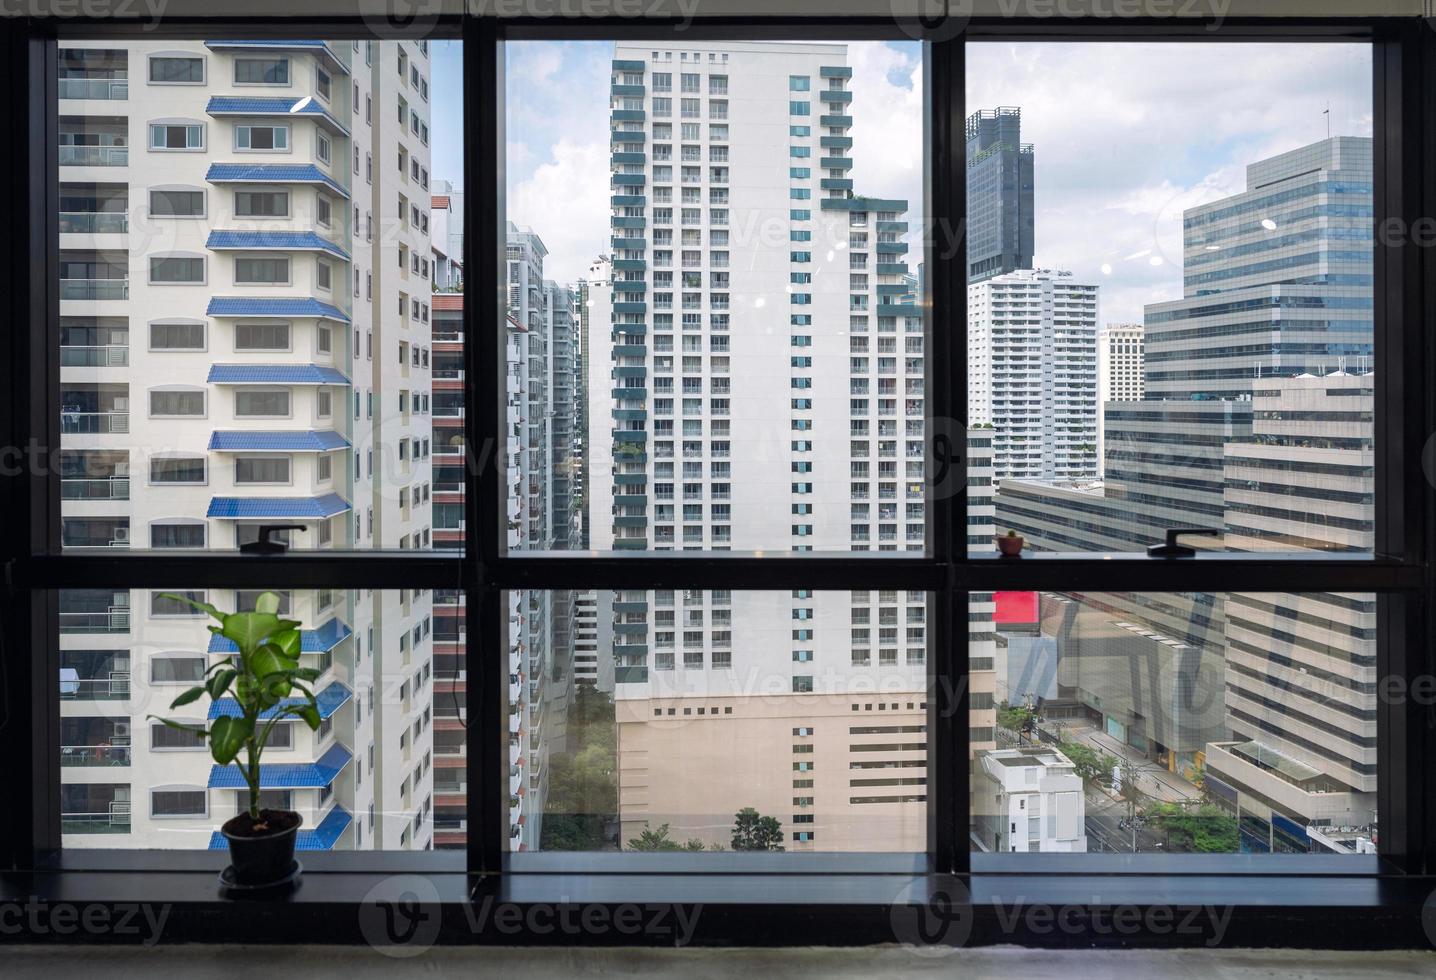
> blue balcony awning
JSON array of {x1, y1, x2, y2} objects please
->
[
  {"x1": 206, "y1": 492, "x2": 351, "y2": 520},
  {"x1": 207, "y1": 680, "x2": 353, "y2": 720},
  {"x1": 206, "y1": 163, "x2": 349, "y2": 200},
  {"x1": 208, "y1": 805, "x2": 352, "y2": 851},
  {"x1": 203, "y1": 40, "x2": 350, "y2": 76},
  {"x1": 206, "y1": 230, "x2": 350, "y2": 261},
  {"x1": 205, "y1": 95, "x2": 350, "y2": 136},
  {"x1": 209, "y1": 616, "x2": 352, "y2": 654},
  {"x1": 208, "y1": 742, "x2": 352, "y2": 789},
  {"x1": 207, "y1": 296, "x2": 350, "y2": 323},
  {"x1": 207, "y1": 364, "x2": 350, "y2": 385},
  {"x1": 208, "y1": 430, "x2": 350, "y2": 453}
]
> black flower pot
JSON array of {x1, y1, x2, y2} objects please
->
[{"x1": 221, "y1": 809, "x2": 302, "y2": 887}]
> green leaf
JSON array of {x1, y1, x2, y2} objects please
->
[
  {"x1": 291, "y1": 667, "x2": 323, "y2": 682},
  {"x1": 295, "y1": 703, "x2": 321, "y2": 730},
  {"x1": 252, "y1": 591, "x2": 282, "y2": 615},
  {"x1": 271, "y1": 629, "x2": 302, "y2": 659},
  {"x1": 206, "y1": 668, "x2": 238, "y2": 701},
  {"x1": 250, "y1": 644, "x2": 288, "y2": 681},
  {"x1": 169, "y1": 686, "x2": 207, "y2": 709},
  {"x1": 219, "y1": 611, "x2": 285, "y2": 657},
  {"x1": 208, "y1": 715, "x2": 249, "y2": 765},
  {"x1": 158, "y1": 592, "x2": 225, "y2": 622},
  {"x1": 147, "y1": 716, "x2": 209, "y2": 739},
  {"x1": 258, "y1": 673, "x2": 293, "y2": 704}
]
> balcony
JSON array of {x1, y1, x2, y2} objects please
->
[
  {"x1": 58, "y1": 145, "x2": 128, "y2": 167},
  {"x1": 60, "y1": 344, "x2": 129, "y2": 367},
  {"x1": 60, "y1": 278, "x2": 129, "y2": 301},
  {"x1": 59, "y1": 212, "x2": 129, "y2": 234},
  {"x1": 61, "y1": 810, "x2": 130, "y2": 834},
  {"x1": 59, "y1": 674, "x2": 131, "y2": 701},
  {"x1": 60, "y1": 744, "x2": 131, "y2": 767},
  {"x1": 61, "y1": 476, "x2": 130, "y2": 501},
  {"x1": 60, "y1": 76, "x2": 130, "y2": 100},
  {"x1": 61, "y1": 411, "x2": 130, "y2": 435}
]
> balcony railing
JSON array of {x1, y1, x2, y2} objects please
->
[
  {"x1": 60, "y1": 344, "x2": 129, "y2": 366},
  {"x1": 61, "y1": 810, "x2": 131, "y2": 834},
  {"x1": 60, "y1": 675, "x2": 131, "y2": 701},
  {"x1": 60, "y1": 278, "x2": 129, "y2": 300},
  {"x1": 60, "y1": 476, "x2": 130, "y2": 501},
  {"x1": 58, "y1": 145, "x2": 129, "y2": 167},
  {"x1": 58, "y1": 77, "x2": 129, "y2": 100},
  {"x1": 59, "y1": 212, "x2": 129, "y2": 234},
  {"x1": 61, "y1": 411, "x2": 130, "y2": 434},
  {"x1": 59, "y1": 608, "x2": 130, "y2": 633},
  {"x1": 60, "y1": 744, "x2": 131, "y2": 767}
]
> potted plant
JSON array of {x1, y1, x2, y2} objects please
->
[
  {"x1": 150, "y1": 591, "x2": 322, "y2": 889},
  {"x1": 996, "y1": 529, "x2": 1025, "y2": 557}
]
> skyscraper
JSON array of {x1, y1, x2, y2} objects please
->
[
  {"x1": 965, "y1": 107, "x2": 1034, "y2": 283},
  {"x1": 967, "y1": 268, "x2": 1100, "y2": 482},
  {"x1": 992, "y1": 136, "x2": 1375, "y2": 850},
  {"x1": 1097, "y1": 323, "x2": 1144, "y2": 478},
  {"x1": 58, "y1": 38, "x2": 437, "y2": 850},
  {"x1": 585, "y1": 40, "x2": 994, "y2": 851}
]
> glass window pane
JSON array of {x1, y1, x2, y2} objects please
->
[
  {"x1": 971, "y1": 591, "x2": 1377, "y2": 857},
  {"x1": 511, "y1": 589, "x2": 929, "y2": 854},
  {"x1": 58, "y1": 586, "x2": 451, "y2": 850},
  {"x1": 506, "y1": 39, "x2": 926, "y2": 554},
  {"x1": 56, "y1": 37, "x2": 459, "y2": 552},
  {"x1": 967, "y1": 43, "x2": 1374, "y2": 556}
]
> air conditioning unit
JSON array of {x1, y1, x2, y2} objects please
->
[
  {"x1": 112, "y1": 721, "x2": 130, "y2": 738},
  {"x1": 110, "y1": 526, "x2": 129, "y2": 545}
]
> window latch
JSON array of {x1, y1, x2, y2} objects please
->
[
  {"x1": 1147, "y1": 528, "x2": 1220, "y2": 558},
  {"x1": 240, "y1": 524, "x2": 306, "y2": 556}
]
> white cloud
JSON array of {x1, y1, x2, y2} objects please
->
[{"x1": 509, "y1": 139, "x2": 610, "y2": 285}]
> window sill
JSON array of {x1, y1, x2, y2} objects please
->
[{"x1": 2, "y1": 862, "x2": 1429, "y2": 948}]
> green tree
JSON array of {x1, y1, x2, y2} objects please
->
[
  {"x1": 731, "y1": 807, "x2": 785, "y2": 852},
  {"x1": 997, "y1": 703, "x2": 1034, "y2": 733},
  {"x1": 1059, "y1": 741, "x2": 1116, "y2": 785},
  {"x1": 1143, "y1": 801, "x2": 1238, "y2": 853},
  {"x1": 539, "y1": 685, "x2": 619, "y2": 851},
  {"x1": 627, "y1": 823, "x2": 705, "y2": 852}
]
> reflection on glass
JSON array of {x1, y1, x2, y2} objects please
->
[
  {"x1": 512, "y1": 589, "x2": 942, "y2": 853},
  {"x1": 57, "y1": 38, "x2": 461, "y2": 552},
  {"x1": 967, "y1": 43, "x2": 1374, "y2": 555},
  {"x1": 975, "y1": 591, "x2": 1376, "y2": 856},
  {"x1": 507, "y1": 39, "x2": 926, "y2": 555},
  {"x1": 59, "y1": 586, "x2": 450, "y2": 850}
]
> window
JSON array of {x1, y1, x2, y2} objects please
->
[
  {"x1": 234, "y1": 389, "x2": 290, "y2": 418},
  {"x1": 148, "y1": 56, "x2": 204, "y2": 84},
  {"x1": 149, "y1": 320, "x2": 205, "y2": 350},
  {"x1": 149, "y1": 389, "x2": 205, "y2": 417},
  {"x1": 149, "y1": 522, "x2": 205, "y2": 549},
  {"x1": 233, "y1": 189, "x2": 288, "y2": 217},
  {"x1": 233, "y1": 321, "x2": 290, "y2": 351},
  {"x1": 235, "y1": 124, "x2": 289, "y2": 150},
  {"x1": 149, "y1": 457, "x2": 205, "y2": 484},
  {"x1": 148, "y1": 123, "x2": 203, "y2": 150},
  {"x1": 149, "y1": 256, "x2": 204, "y2": 283},
  {"x1": 234, "y1": 56, "x2": 288, "y2": 84},
  {"x1": 233, "y1": 257, "x2": 289, "y2": 285},
  {"x1": 150, "y1": 789, "x2": 206, "y2": 816},
  {"x1": 235, "y1": 457, "x2": 291, "y2": 485},
  {"x1": 21, "y1": 23, "x2": 1431, "y2": 950},
  {"x1": 149, "y1": 189, "x2": 205, "y2": 216}
]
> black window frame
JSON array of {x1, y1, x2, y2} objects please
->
[{"x1": 0, "y1": 10, "x2": 1432, "y2": 949}]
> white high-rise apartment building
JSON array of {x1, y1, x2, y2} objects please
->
[
  {"x1": 1097, "y1": 322, "x2": 1143, "y2": 477},
  {"x1": 968, "y1": 268, "x2": 1099, "y2": 482},
  {"x1": 57, "y1": 38, "x2": 435, "y2": 851},
  {"x1": 586, "y1": 41, "x2": 993, "y2": 852}
]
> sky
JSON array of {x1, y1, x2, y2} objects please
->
[{"x1": 430, "y1": 39, "x2": 1372, "y2": 326}]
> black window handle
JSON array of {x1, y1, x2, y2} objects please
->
[
  {"x1": 240, "y1": 524, "x2": 307, "y2": 555},
  {"x1": 1147, "y1": 528, "x2": 1220, "y2": 558}
]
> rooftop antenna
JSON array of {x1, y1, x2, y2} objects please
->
[{"x1": 1324, "y1": 102, "x2": 1331, "y2": 140}]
